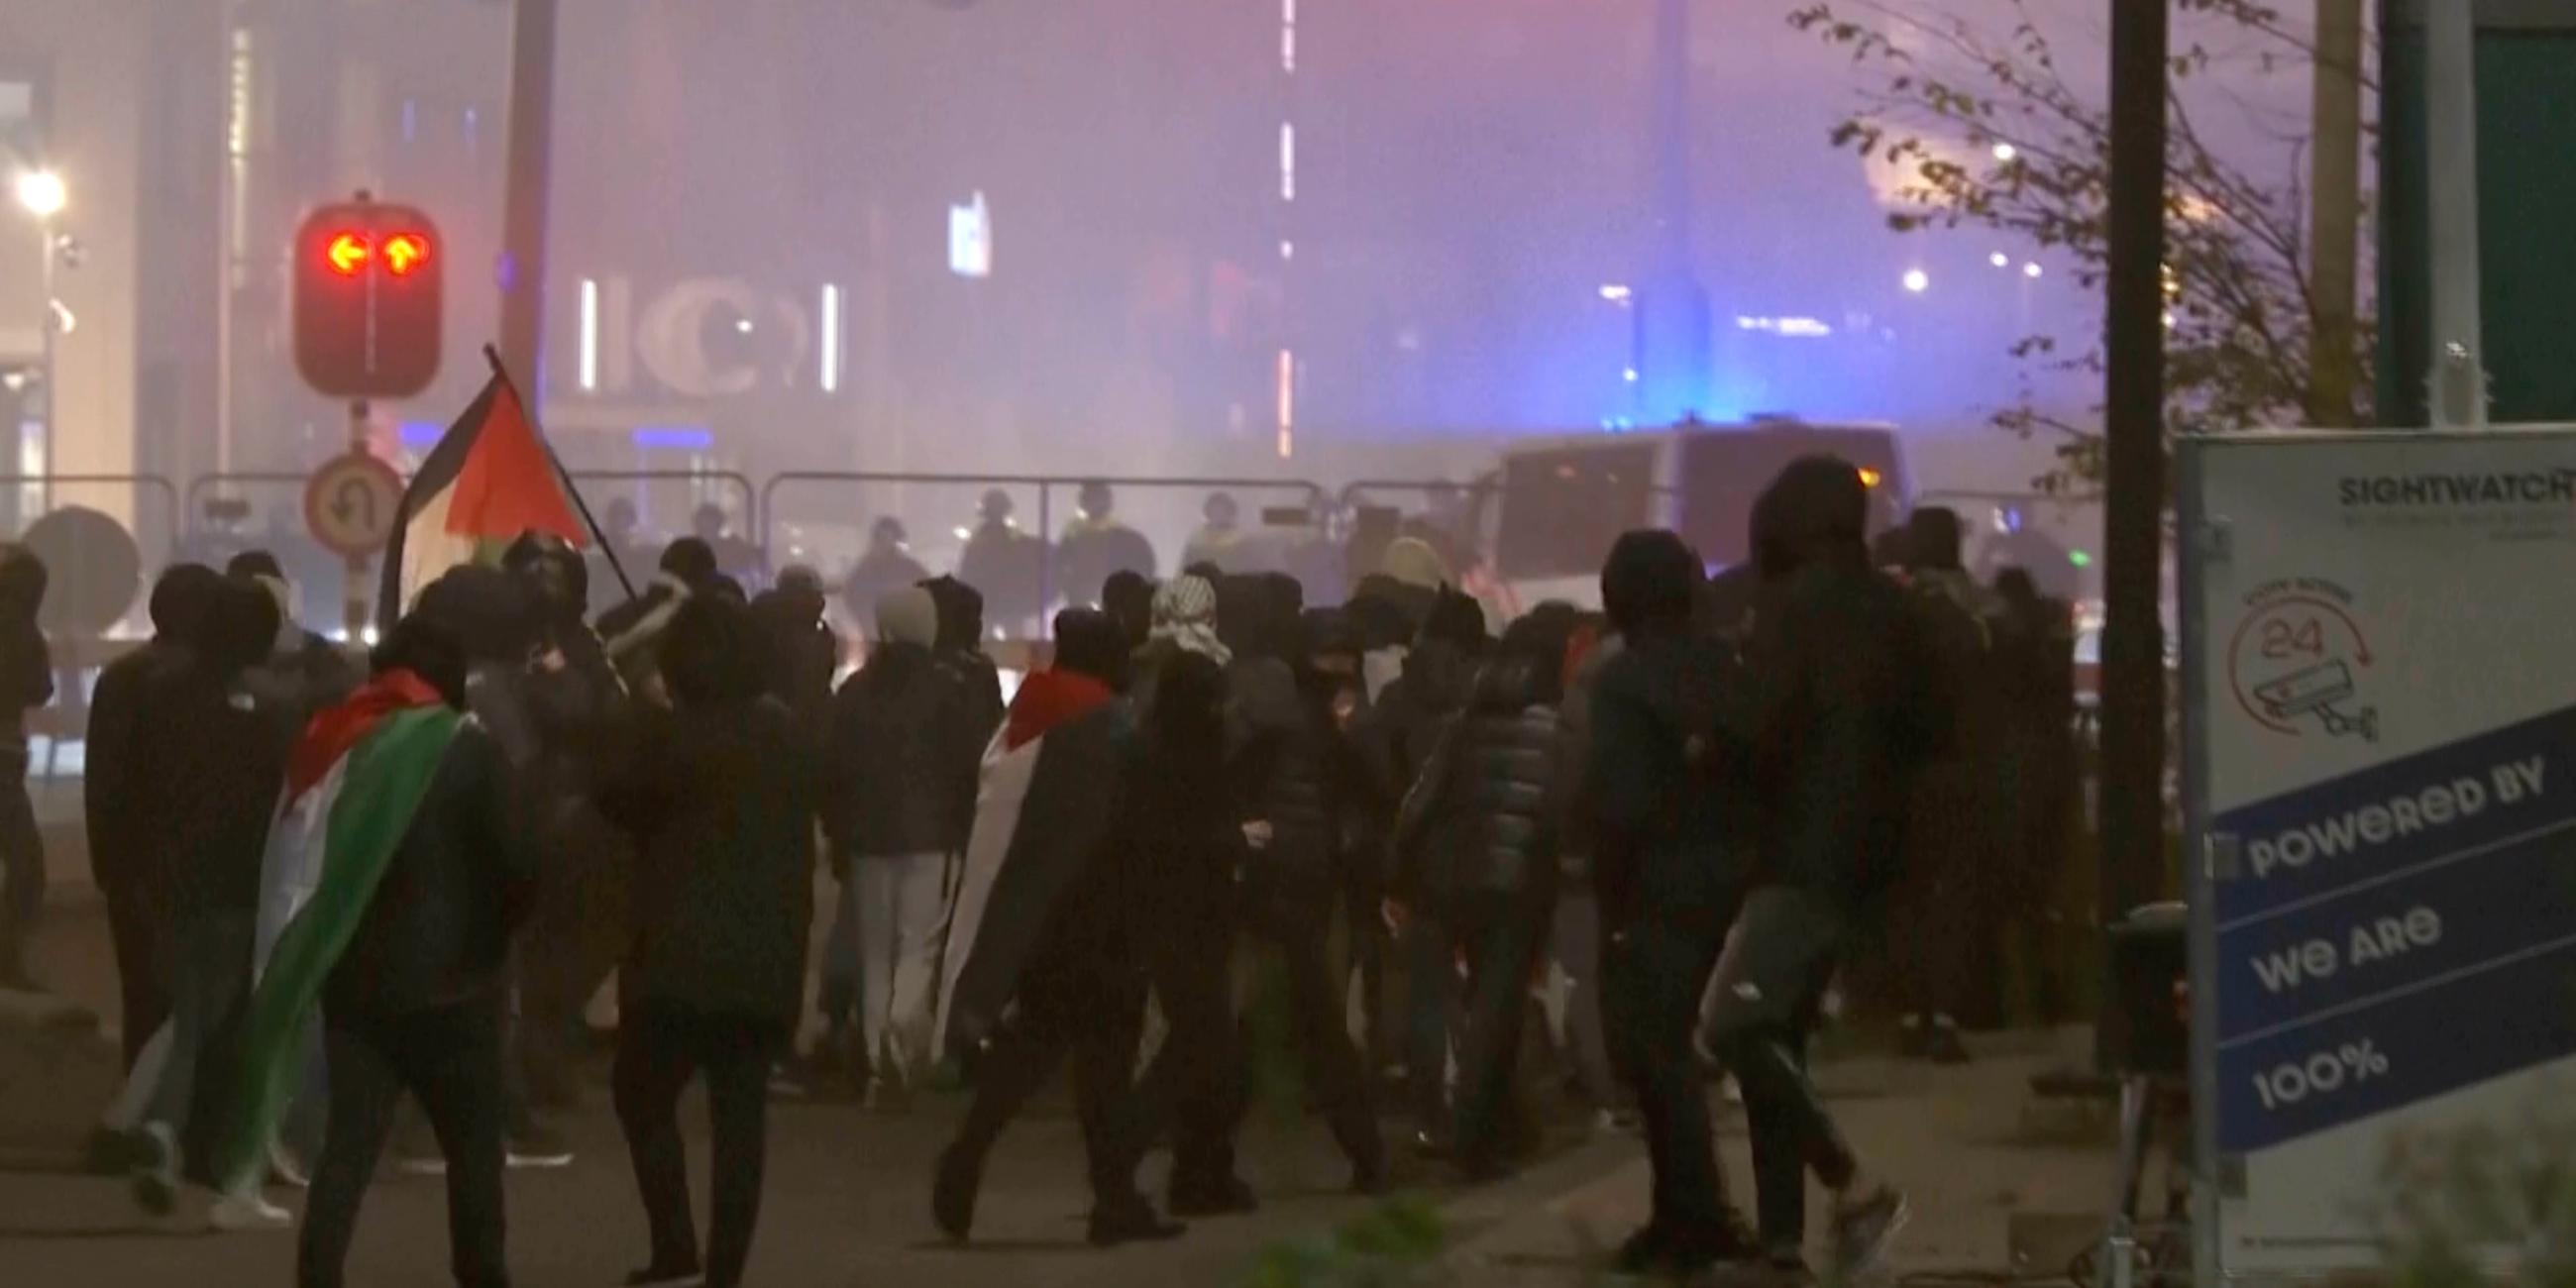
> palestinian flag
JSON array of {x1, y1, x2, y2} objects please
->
[
  {"x1": 217, "y1": 670, "x2": 463, "y2": 1193},
  {"x1": 378, "y1": 365, "x2": 587, "y2": 632},
  {"x1": 932, "y1": 671, "x2": 1126, "y2": 1062}
]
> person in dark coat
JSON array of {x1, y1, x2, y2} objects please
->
[
  {"x1": 227, "y1": 550, "x2": 361, "y2": 713},
  {"x1": 0, "y1": 544, "x2": 48, "y2": 988},
  {"x1": 1124, "y1": 577, "x2": 1259, "y2": 1214},
  {"x1": 492, "y1": 533, "x2": 635, "y2": 1119},
  {"x1": 128, "y1": 575, "x2": 300, "y2": 1213},
  {"x1": 1355, "y1": 585, "x2": 1486, "y2": 1150},
  {"x1": 919, "y1": 574, "x2": 1005, "y2": 730},
  {"x1": 932, "y1": 609, "x2": 1184, "y2": 1249},
  {"x1": 822, "y1": 586, "x2": 986, "y2": 1096},
  {"x1": 1706, "y1": 458, "x2": 1941, "y2": 1280},
  {"x1": 1388, "y1": 607, "x2": 1574, "y2": 1180},
  {"x1": 1225, "y1": 576, "x2": 1389, "y2": 1198},
  {"x1": 1582, "y1": 530, "x2": 1756, "y2": 1277},
  {"x1": 1054, "y1": 481, "x2": 1157, "y2": 610},
  {"x1": 1101, "y1": 569, "x2": 1156, "y2": 663},
  {"x1": 1988, "y1": 567, "x2": 2077, "y2": 1024},
  {"x1": 85, "y1": 564, "x2": 222, "y2": 1059},
  {"x1": 296, "y1": 605, "x2": 538, "y2": 1288},
  {"x1": 842, "y1": 518, "x2": 929, "y2": 625},
  {"x1": 955, "y1": 490, "x2": 1046, "y2": 638},
  {"x1": 599, "y1": 595, "x2": 818, "y2": 1288},
  {"x1": 751, "y1": 565, "x2": 839, "y2": 733},
  {"x1": 600, "y1": 538, "x2": 721, "y2": 697}
]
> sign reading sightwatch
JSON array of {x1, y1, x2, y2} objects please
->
[{"x1": 2184, "y1": 428, "x2": 2576, "y2": 1278}]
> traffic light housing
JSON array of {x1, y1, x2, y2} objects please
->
[{"x1": 294, "y1": 198, "x2": 442, "y2": 399}]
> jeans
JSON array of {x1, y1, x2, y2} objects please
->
[
  {"x1": 300, "y1": 1002, "x2": 509, "y2": 1288},
  {"x1": 1603, "y1": 904, "x2": 1734, "y2": 1239},
  {"x1": 1703, "y1": 886, "x2": 1858, "y2": 1250},
  {"x1": 1239, "y1": 873, "x2": 1385, "y2": 1177},
  {"x1": 613, "y1": 1002, "x2": 781, "y2": 1288},
  {"x1": 818, "y1": 871, "x2": 863, "y2": 1033},
  {"x1": 144, "y1": 912, "x2": 256, "y2": 1137},
  {"x1": 0, "y1": 766, "x2": 41, "y2": 976},
  {"x1": 1444, "y1": 889, "x2": 1553, "y2": 1172},
  {"x1": 856, "y1": 851, "x2": 951, "y2": 1081},
  {"x1": 1551, "y1": 889, "x2": 1621, "y2": 1111},
  {"x1": 1400, "y1": 912, "x2": 1465, "y2": 1136}
]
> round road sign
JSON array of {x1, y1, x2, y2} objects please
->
[{"x1": 304, "y1": 452, "x2": 406, "y2": 558}]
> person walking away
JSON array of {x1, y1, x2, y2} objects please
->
[
  {"x1": 1225, "y1": 578, "x2": 1388, "y2": 1199},
  {"x1": 1101, "y1": 570, "x2": 1156, "y2": 663},
  {"x1": 598, "y1": 596, "x2": 817, "y2": 1288},
  {"x1": 127, "y1": 577, "x2": 299, "y2": 1216},
  {"x1": 1889, "y1": 506, "x2": 2007, "y2": 1059},
  {"x1": 484, "y1": 534, "x2": 629, "y2": 1138},
  {"x1": 85, "y1": 565, "x2": 221, "y2": 1078},
  {"x1": 931, "y1": 610, "x2": 1183, "y2": 1247},
  {"x1": 919, "y1": 574, "x2": 1005, "y2": 729},
  {"x1": 0, "y1": 545, "x2": 49, "y2": 989},
  {"x1": 823, "y1": 587, "x2": 984, "y2": 1100},
  {"x1": 228, "y1": 551, "x2": 362, "y2": 711},
  {"x1": 1387, "y1": 607, "x2": 1573, "y2": 1181},
  {"x1": 1361, "y1": 586, "x2": 1486, "y2": 1152},
  {"x1": 1125, "y1": 576, "x2": 1259, "y2": 1214},
  {"x1": 752, "y1": 565, "x2": 839, "y2": 733},
  {"x1": 1988, "y1": 567, "x2": 2078, "y2": 1024},
  {"x1": 1708, "y1": 458, "x2": 1943, "y2": 1280},
  {"x1": 295, "y1": 602, "x2": 538, "y2": 1288},
  {"x1": 1582, "y1": 531, "x2": 1758, "y2": 1276},
  {"x1": 1549, "y1": 614, "x2": 1629, "y2": 1129}
]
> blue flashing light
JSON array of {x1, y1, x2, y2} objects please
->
[
  {"x1": 632, "y1": 425, "x2": 714, "y2": 452},
  {"x1": 398, "y1": 421, "x2": 444, "y2": 449}
]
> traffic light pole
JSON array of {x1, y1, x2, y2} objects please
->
[
  {"x1": 346, "y1": 398, "x2": 371, "y2": 644},
  {"x1": 497, "y1": 0, "x2": 559, "y2": 406}
]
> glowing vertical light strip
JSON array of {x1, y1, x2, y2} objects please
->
[
  {"x1": 1276, "y1": 348, "x2": 1295, "y2": 459},
  {"x1": 578, "y1": 278, "x2": 599, "y2": 391},
  {"x1": 1282, "y1": 0, "x2": 1297, "y2": 71},
  {"x1": 819, "y1": 283, "x2": 843, "y2": 393},
  {"x1": 1280, "y1": 123, "x2": 1295, "y2": 202}
]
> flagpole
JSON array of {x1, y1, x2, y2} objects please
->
[{"x1": 483, "y1": 344, "x2": 639, "y2": 601}]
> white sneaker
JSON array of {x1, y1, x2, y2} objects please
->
[
  {"x1": 209, "y1": 1190, "x2": 293, "y2": 1233},
  {"x1": 268, "y1": 1141, "x2": 311, "y2": 1190}
]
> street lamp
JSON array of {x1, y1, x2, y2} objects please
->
[
  {"x1": 13, "y1": 170, "x2": 65, "y2": 498},
  {"x1": 13, "y1": 170, "x2": 64, "y2": 220}
]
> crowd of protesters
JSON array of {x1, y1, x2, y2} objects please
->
[{"x1": 0, "y1": 452, "x2": 2077, "y2": 1287}]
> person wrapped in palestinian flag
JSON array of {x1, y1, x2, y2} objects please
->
[
  {"x1": 213, "y1": 594, "x2": 542, "y2": 1287},
  {"x1": 929, "y1": 609, "x2": 1185, "y2": 1248}
]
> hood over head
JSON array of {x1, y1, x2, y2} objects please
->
[
  {"x1": 917, "y1": 575, "x2": 986, "y2": 653},
  {"x1": 1903, "y1": 506, "x2": 1966, "y2": 573},
  {"x1": 1051, "y1": 607, "x2": 1128, "y2": 690},
  {"x1": 1600, "y1": 529, "x2": 1700, "y2": 641},
  {"x1": 148, "y1": 563, "x2": 223, "y2": 643},
  {"x1": 1752, "y1": 455, "x2": 1872, "y2": 583}
]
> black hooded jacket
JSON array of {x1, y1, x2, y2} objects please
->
[
  {"x1": 1727, "y1": 458, "x2": 1946, "y2": 910},
  {"x1": 824, "y1": 641, "x2": 987, "y2": 859},
  {"x1": 1390, "y1": 653, "x2": 1565, "y2": 905}
]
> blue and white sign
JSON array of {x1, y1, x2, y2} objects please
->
[{"x1": 2184, "y1": 429, "x2": 2576, "y2": 1278}]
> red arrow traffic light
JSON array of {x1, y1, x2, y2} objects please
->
[
  {"x1": 326, "y1": 232, "x2": 370, "y2": 275},
  {"x1": 382, "y1": 232, "x2": 429, "y2": 277},
  {"x1": 296, "y1": 199, "x2": 443, "y2": 399}
]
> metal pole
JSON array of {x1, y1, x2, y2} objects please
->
[
  {"x1": 2424, "y1": 0, "x2": 2487, "y2": 428},
  {"x1": 496, "y1": 0, "x2": 559, "y2": 409},
  {"x1": 2099, "y1": 0, "x2": 2169, "y2": 1011},
  {"x1": 37, "y1": 221, "x2": 54, "y2": 514},
  {"x1": 345, "y1": 398, "x2": 370, "y2": 643},
  {"x1": 2306, "y1": 0, "x2": 2366, "y2": 428}
]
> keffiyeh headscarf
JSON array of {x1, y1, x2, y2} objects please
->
[{"x1": 1149, "y1": 575, "x2": 1232, "y2": 666}]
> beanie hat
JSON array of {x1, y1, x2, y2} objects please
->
[{"x1": 875, "y1": 586, "x2": 940, "y2": 649}]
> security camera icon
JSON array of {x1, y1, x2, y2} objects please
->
[{"x1": 2253, "y1": 660, "x2": 2379, "y2": 742}]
